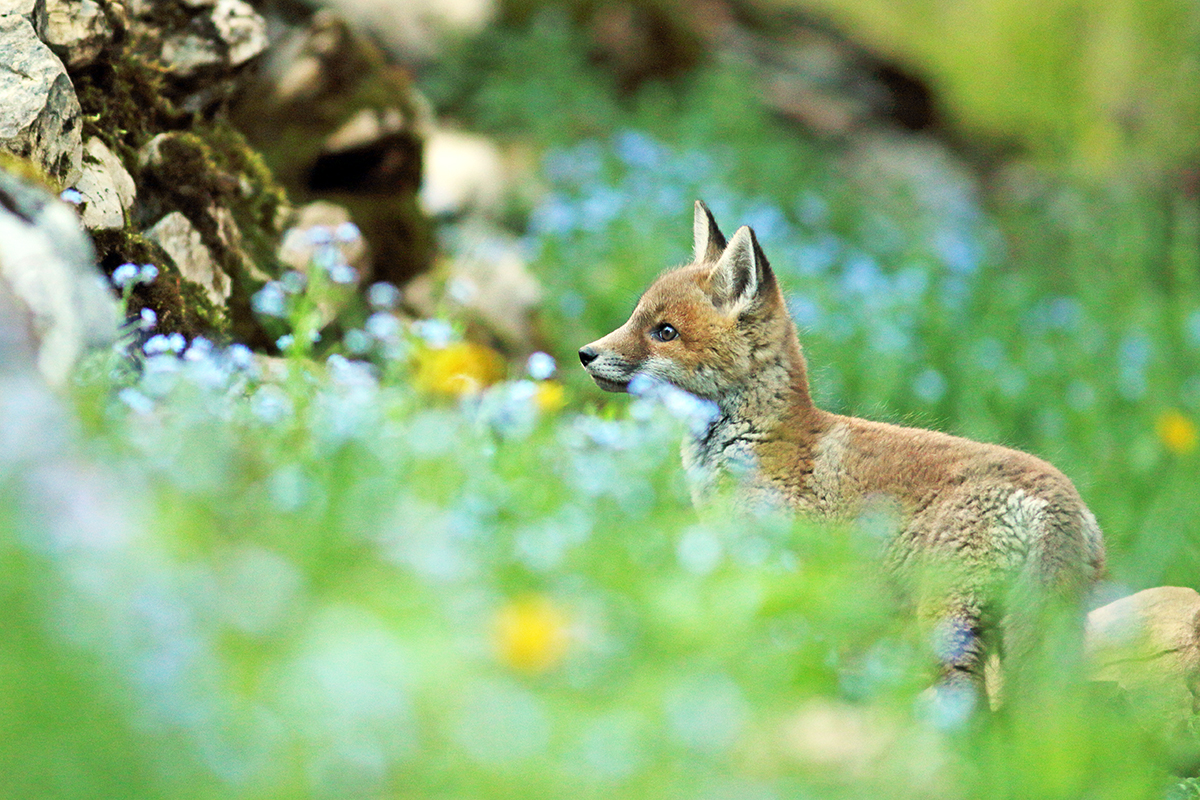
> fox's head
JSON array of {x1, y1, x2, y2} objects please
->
[{"x1": 579, "y1": 201, "x2": 805, "y2": 405}]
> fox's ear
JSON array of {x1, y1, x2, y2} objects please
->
[
  {"x1": 710, "y1": 226, "x2": 775, "y2": 310},
  {"x1": 693, "y1": 200, "x2": 726, "y2": 263}
]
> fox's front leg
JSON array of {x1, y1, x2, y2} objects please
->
[{"x1": 918, "y1": 595, "x2": 992, "y2": 721}]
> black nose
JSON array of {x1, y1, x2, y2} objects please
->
[{"x1": 579, "y1": 347, "x2": 598, "y2": 367}]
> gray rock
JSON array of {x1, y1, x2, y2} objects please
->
[
  {"x1": 144, "y1": 211, "x2": 230, "y2": 306},
  {"x1": 211, "y1": 0, "x2": 267, "y2": 67},
  {"x1": 0, "y1": 0, "x2": 46, "y2": 28},
  {"x1": 73, "y1": 137, "x2": 135, "y2": 230},
  {"x1": 1087, "y1": 586, "x2": 1200, "y2": 730},
  {"x1": 158, "y1": 0, "x2": 266, "y2": 77},
  {"x1": 0, "y1": 168, "x2": 117, "y2": 386},
  {"x1": 0, "y1": 14, "x2": 82, "y2": 184},
  {"x1": 40, "y1": 0, "x2": 112, "y2": 70}
]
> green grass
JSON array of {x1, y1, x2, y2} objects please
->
[{"x1": 2, "y1": 11, "x2": 1200, "y2": 799}]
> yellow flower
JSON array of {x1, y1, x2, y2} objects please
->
[
  {"x1": 1157, "y1": 410, "x2": 1198, "y2": 455},
  {"x1": 414, "y1": 342, "x2": 504, "y2": 396},
  {"x1": 534, "y1": 381, "x2": 567, "y2": 413},
  {"x1": 494, "y1": 595, "x2": 570, "y2": 673}
]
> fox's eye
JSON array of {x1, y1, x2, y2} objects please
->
[{"x1": 650, "y1": 323, "x2": 678, "y2": 343}]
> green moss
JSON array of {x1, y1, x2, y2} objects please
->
[
  {"x1": 0, "y1": 152, "x2": 60, "y2": 192},
  {"x1": 229, "y1": 14, "x2": 434, "y2": 284}
]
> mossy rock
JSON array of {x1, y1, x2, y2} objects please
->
[
  {"x1": 230, "y1": 11, "x2": 434, "y2": 286},
  {"x1": 71, "y1": 23, "x2": 289, "y2": 345}
]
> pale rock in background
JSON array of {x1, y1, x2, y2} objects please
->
[
  {"x1": 319, "y1": 0, "x2": 495, "y2": 60},
  {"x1": 0, "y1": 170, "x2": 116, "y2": 386},
  {"x1": 41, "y1": 0, "x2": 112, "y2": 70},
  {"x1": 1087, "y1": 586, "x2": 1200, "y2": 730},
  {"x1": 420, "y1": 128, "x2": 506, "y2": 218},
  {"x1": 73, "y1": 137, "x2": 136, "y2": 231},
  {"x1": 0, "y1": 14, "x2": 82, "y2": 184},
  {"x1": 144, "y1": 211, "x2": 229, "y2": 306}
]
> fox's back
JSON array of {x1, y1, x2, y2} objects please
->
[{"x1": 749, "y1": 409, "x2": 1106, "y2": 588}]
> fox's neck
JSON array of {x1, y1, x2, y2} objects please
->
[{"x1": 697, "y1": 327, "x2": 816, "y2": 448}]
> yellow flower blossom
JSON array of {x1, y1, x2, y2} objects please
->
[
  {"x1": 1157, "y1": 410, "x2": 1198, "y2": 455},
  {"x1": 414, "y1": 342, "x2": 504, "y2": 396},
  {"x1": 494, "y1": 595, "x2": 571, "y2": 673},
  {"x1": 534, "y1": 381, "x2": 567, "y2": 413}
]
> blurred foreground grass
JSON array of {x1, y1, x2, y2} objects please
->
[{"x1": 4, "y1": 10, "x2": 1200, "y2": 800}]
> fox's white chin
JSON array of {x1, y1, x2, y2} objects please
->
[{"x1": 590, "y1": 375, "x2": 630, "y2": 393}]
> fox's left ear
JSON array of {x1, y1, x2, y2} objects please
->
[
  {"x1": 709, "y1": 225, "x2": 775, "y2": 311},
  {"x1": 693, "y1": 200, "x2": 726, "y2": 263}
]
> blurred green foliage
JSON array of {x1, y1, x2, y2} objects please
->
[
  {"x1": 771, "y1": 0, "x2": 1200, "y2": 174},
  {"x1": 2, "y1": 7, "x2": 1200, "y2": 799}
]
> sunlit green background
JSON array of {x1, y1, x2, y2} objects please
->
[{"x1": 3, "y1": 0, "x2": 1200, "y2": 797}]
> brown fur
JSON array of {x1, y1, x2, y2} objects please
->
[{"x1": 580, "y1": 201, "x2": 1105, "y2": 695}]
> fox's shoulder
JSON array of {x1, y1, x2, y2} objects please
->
[{"x1": 754, "y1": 409, "x2": 1083, "y2": 516}]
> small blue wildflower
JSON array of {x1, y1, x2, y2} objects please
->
[
  {"x1": 143, "y1": 334, "x2": 171, "y2": 355},
  {"x1": 329, "y1": 263, "x2": 357, "y2": 285},
  {"x1": 580, "y1": 186, "x2": 624, "y2": 231},
  {"x1": 1117, "y1": 331, "x2": 1152, "y2": 400},
  {"x1": 786, "y1": 294, "x2": 822, "y2": 331},
  {"x1": 60, "y1": 188, "x2": 83, "y2": 205},
  {"x1": 334, "y1": 221, "x2": 361, "y2": 243},
  {"x1": 1065, "y1": 381, "x2": 1096, "y2": 411},
  {"x1": 250, "y1": 385, "x2": 291, "y2": 423},
  {"x1": 343, "y1": 328, "x2": 371, "y2": 354},
  {"x1": 365, "y1": 312, "x2": 400, "y2": 342},
  {"x1": 615, "y1": 130, "x2": 663, "y2": 170},
  {"x1": 1046, "y1": 296, "x2": 1082, "y2": 331},
  {"x1": 912, "y1": 368, "x2": 947, "y2": 403},
  {"x1": 526, "y1": 351, "x2": 556, "y2": 380},
  {"x1": 305, "y1": 226, "x2": 333, "y2": 246},
  {"x1": 796, "y1": 192, "x2": 829, "y2": 227},
  {"x1": 412, "y1": 319, "x2": 453, "y2": 349},
  {"x1": 118, "y1": 387, "x2": 154, "y2": 414},
  {"x1": 112, "y1": 263, "x2": 140, "y2": 289},
  {"x1": 280, "y1": 271, "x2": 306, "y2": 295},
  {"x1": 226, "y1": 343, "x2": 253, "y2": 371},
  {"x1": 311, "y1": 245, "x2": 339, "y2": 272},
  {"x1": 166, "y1": 332, "x2": 186, "y2": 353},
  {"x1": 1184, "y1": 310, "x2": 1200, "y2": 349},
  {"x1": 251, "y1": 282, "x2": 287, "y2": 317},
  {"x1": 139, "y1": 307, "x2": 157, "y2": 330},
  {"x1": 184, "y1": 337, "x2": 212, "y2": 361},
  {"x1": 139, "y1": 264, "x2": 159, "y2": 284},
  {"x1": 367, "y1": 282, "x2": 401, "y2": 310},
  {"x1": 529, "y1": 193, "x2": 577, "y2": 237},
  {"x1": 276, "y1": 334, "x2": 294, "y2": 351},
  {"x1": 934, "y1": 229, "x2": 980, "y2": 276},
  {"x1": 742, "y1": 202, "x2": 791, "y2": 244}
]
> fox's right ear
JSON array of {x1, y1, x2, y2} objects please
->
[
  {"x1": 709, "y1": 225, "x2": 774, "y2": 311},
  {"x1": 693, "y1": 200, "x2": 726, "y2": 263}
]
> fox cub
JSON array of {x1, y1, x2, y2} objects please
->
[{"x1": 579, "y1": 201, "x2": 1106, "y2": 694}]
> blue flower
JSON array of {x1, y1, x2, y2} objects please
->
[
  {"x1": 329, "y1": 263, "x2": 358, "y2": 285},
  {"x1": 526, "y1": 351, "x2": 556, "y2": 380},
  {"x1": 912, "y1": 368, "x2": 947, "y2": 403},
  {"x1": 118, "y1": 387, "x2": 154, "y2": 414},
  {"x1": 365, "y1": 312, "x2": 401, "y2": 342},
  {"x1": 305, "y1": 226, "x2": 333, "y2": 246},
  {"x1": 139, "y1": 307, "x2": 157, "y2": 330},
  {"x1": 334, "y1": 221, "x2": 361, "y2": 243},
  {"x1": 614, "y1": 130, "x2": 663, "y2": 171},
  {"x1": 251, "y1": 282, "x2": 287, "y2": 318},
  {"x1": 112, "y1": 263, "x2": 140, "y2": 289},
  {"x1": 139, "y1": 264, "x2": 159, "y2": 284},
  {"x1": 368, "y1": 282, "x2": 401, "y2": 310},
  {"x1": 280, "y1": 271, "x2": 306, "y2": 295},
  {"x1": 59, "y1": 188, "x2": 83, "y2": 205}
]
